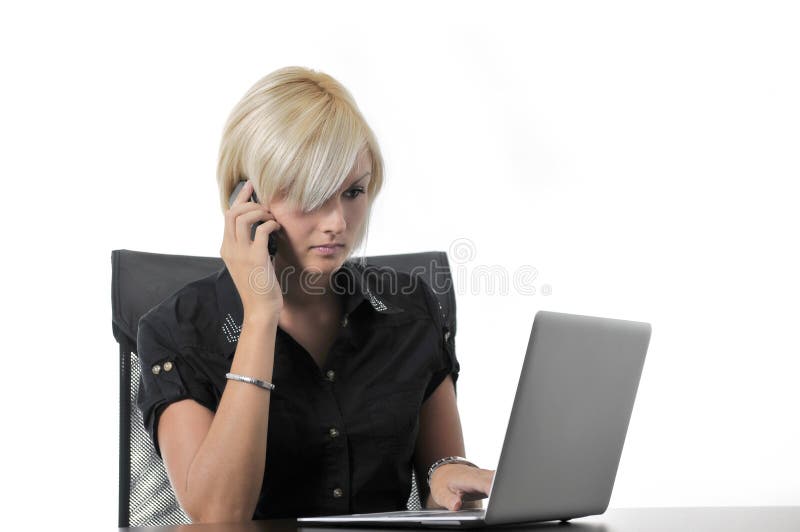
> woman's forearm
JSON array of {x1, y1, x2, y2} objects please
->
[{"x1": 183, "y1": 313, "x2": 279, "y2": 523}]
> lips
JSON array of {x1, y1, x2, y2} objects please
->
[{"x1": 312, "y1": 244, "x2": 344, "y2": 249}]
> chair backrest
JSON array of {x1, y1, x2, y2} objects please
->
[{"x1": 111, "y1": 249, "x2": 457, "y2": 527}]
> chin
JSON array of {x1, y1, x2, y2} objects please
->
[{"x1": 303, "y1": 255, "x2": 344, "y2": 270}]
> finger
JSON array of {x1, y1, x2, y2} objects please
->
[
  {"x1": 460, "y1": 470, "x2": 492, "y2": 500},
  {"x1": 224, "y1": 201, "x2": 262, "y2": 244},
  {"x1": 253, "y1": 219, "x2": 281, "y2": 255},
  {"x1": 450, "y1": 492, "x2": 463, "y2": 511},
  {"x1": 232, "y1": 180, "x2": 253, "y2": 206},
  {"x1": 460, "y1": 481, "x2": 490, "y2": 500},
  {"x1": 235, "y1": 208, "x2": 275, "y2": 245},
  {"x1": 449, "y1": 473, "x2": 491, "y2": 501},
  {"x1": 482, "y1": 469, "x2": 495, "y2": 496}
]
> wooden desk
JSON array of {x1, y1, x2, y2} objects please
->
[{"x1": 120, "y1": 506, "x2": 800, "y2": 532}]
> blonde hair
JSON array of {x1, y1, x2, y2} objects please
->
[{"x1": 216, "y1": 66, "x2": 385, "y2": 261}]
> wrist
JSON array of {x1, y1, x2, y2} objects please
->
[
  {"x1": 243, "y1": 308, "x2": 281, "y2": 326},
  {"x1": 427, "y1": 456, "x2": 477, "y2": 488}
]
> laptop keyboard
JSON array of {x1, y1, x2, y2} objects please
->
[{"x1": 357, "y1": 509, "x2": 485, "y2": 517}]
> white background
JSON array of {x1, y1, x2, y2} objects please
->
[{"x1": 1, "y1": 0, "x2": 798, "y2": 528}]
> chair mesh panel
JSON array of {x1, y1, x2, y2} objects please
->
[
  {"x1": 408, "y1": 470, "x2": 422, "y2": 511},
  {"x1": 128, "y1": 350, "x2": 191, "y2": 526},
  {"x1": 127, "y1": 350, "x2": 421, "y2": 525}
]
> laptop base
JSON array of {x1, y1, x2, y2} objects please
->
[{"x1": 298, "y1": 509, "x2": 487, "y2": 528}]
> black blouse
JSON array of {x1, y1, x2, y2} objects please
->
[{"x1": 135, "y1": 259, "x2": 460, "y2": 519}]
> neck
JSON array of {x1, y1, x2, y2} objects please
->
[{"x1": 274, "y1": 254, "x2": 343, "y2": 312}]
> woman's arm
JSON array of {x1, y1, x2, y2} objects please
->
[
  {"x1": 158, "y1": 312, "x2": 279, "y2": 523},
  {"x1": 414, "y1": 375, "x2": 486, "y2": 510}
]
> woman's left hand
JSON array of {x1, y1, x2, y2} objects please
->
[{"x1": 429, "y1": 464, "x2": 495, "y2": 511}]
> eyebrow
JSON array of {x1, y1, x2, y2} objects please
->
[{"x1": 348, "y1": 172, "x2": 372, "y2": 186}]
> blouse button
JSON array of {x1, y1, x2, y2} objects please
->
[
  {"x1": 326, "y1": 370, "x2": 336, "y2": 382},
  {"x1": 332, "y1": 487, "x2": 343, "y2": 498},
  {"x1": 151, "y1": 364, "x2": 162, "y2": 375},
  {"x1": 329, "y1": 427, "x2": 339, "y2": 438},
  {"x1": 341, "y1": 314, "x2": 349, "y2": 327},
  {"x1": 163, "y1": 361, "x2": 174, "y2": 372}
]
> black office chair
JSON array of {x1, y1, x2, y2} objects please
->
[{"x1": 111, "y1": 249, "x2": 458, "y2": 527}]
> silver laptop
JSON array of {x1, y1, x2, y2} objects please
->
[{"x1": 298, "y1": 310, "x2": 651, "y2": 528}]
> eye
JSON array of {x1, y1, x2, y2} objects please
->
[{"x1": 345, "y1": 187, "x2": 366, "y2": 200}]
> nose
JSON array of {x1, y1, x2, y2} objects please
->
[{"x1": 318, "y1": 195, "x2": 347, "y2": 235}]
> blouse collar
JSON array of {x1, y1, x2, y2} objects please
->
[{"x1": 214, "y1": 259, "x2": 405, "y2": 352}]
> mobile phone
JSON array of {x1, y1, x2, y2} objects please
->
[{"x1": 228, "y1": 180, "x2": 278, "y2": 257}]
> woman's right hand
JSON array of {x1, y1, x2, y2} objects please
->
[{"x1": 220, "y1": 180, "x2": 284, "y2": 319}]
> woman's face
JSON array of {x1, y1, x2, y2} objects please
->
[{"x1": 268, "y1": 148, "x2": 372, "y2": 277}]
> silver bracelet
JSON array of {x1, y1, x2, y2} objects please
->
[
  {"x1": 225, "y1": 372, "x2": 275, "y2": 391},
  {"x1": 427, "y1": 455, "x2": 478, "y2": 487}
]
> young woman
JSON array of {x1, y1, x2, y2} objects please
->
[{"x1": 136, "y1": 66, "x2": 495, "y2": 523}]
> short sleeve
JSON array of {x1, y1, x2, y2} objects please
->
[
  {"x1": 420, "y1": 281, "x2": 460, "y2": 402},
  {"x1": 135, "y1": 305, "x2": 216, "y2": 458}
]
